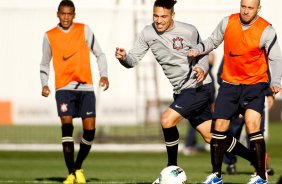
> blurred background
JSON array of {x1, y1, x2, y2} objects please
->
[{"x1": 0, "y1": 0, "x2": 282, "y2": 148}]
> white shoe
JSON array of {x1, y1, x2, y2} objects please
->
[
  {"x1": 248, "y1": 175, "x2": 268, "y2": 184},
  {"x1": 251, "y1": 171, "x2": 268, "y2": 180},
  {"x1": 203, "y1": 173, "x2": 223, "y2": 184}
]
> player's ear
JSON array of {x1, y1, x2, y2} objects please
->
[{"x1": 257, "y1": 5, "x2": 261, "y2": 13}]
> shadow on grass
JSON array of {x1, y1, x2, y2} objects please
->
[
  {"x1": 124, "y1": 183, "x2": 151, "y2": 184},
  {"x1": 195, "y1": 182, "x2": 242, "y2": 184},
  {"x1": 204, "y1": 171, "x2": 254, "y2": 175},
  {"x1": 35, "y1": 177, "x2": 65, "y2": 182},
  {"x1": 35, "y1": 177, "x2": 100, "y2": 182},
  {"x1": 223, "y1": 171, "x2": 254, "y2": 175}
]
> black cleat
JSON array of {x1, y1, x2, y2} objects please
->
[{"x1": 266, "y1": 167, "x2": 274, "y2": 176}]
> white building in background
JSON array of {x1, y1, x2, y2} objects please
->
[{"x1": 0, "y1": 0, "x2": 281, "y2": 125}]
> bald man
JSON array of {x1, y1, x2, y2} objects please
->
[{"x1": 188, "y1": 0, "x2": 282, "y2": 183}]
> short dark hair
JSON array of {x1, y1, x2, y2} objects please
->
[
  {"x1": 58, "y1": 0, "x2": 75, "y2": 12},
  {"x1": 154, "y1": 0, "x2": 177, "y2": 11}
]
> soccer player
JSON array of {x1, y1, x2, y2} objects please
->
[
  {"x1": 223, "y1": 94, "x2": 275, "y2": 175},
  {"x1": 40, "y1": 0, "x2": 109, "y2": 183},
  {"x1": 183, "y1": 53, "x2": 216, "y2": 156},
  {"x1": 188, "y1": 0, "x2": 282, "y2": 183},
  {"x1": 115, "y1": 0, "x2": 255, "y2": 183},
  {"x1": 218, "y1": 58, "x2": 275, "y2": 176}
]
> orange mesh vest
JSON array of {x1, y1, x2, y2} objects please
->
[
  {"x1": 47, "y1": 23, "x2": 93, "y2": 89},
  {"x1": 222, "y1": 13, "x2": 270, "y2": 84}
]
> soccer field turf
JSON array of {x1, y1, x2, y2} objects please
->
[
  {"x1": 0, "y1": 123, "x2": 281, "y2": 183},
  {"x1": 0, "y1": 150, "x2": 281, "y2": 183}
]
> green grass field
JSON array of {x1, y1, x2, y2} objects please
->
[{"x1": 0, "y1": 123, "x2": 281, "y2": 183}]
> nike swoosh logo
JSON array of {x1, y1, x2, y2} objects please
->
[
  {"x1": 212, "y1": 181, "x2": 222, "y2": 184},
  {"x1": 63, "y1": 52, "x2": 77, "y2": 61},
  {"x1": 86, "y1": 112, "x2": 93, "y2": 115},
  {"x1": 229, "y1": 51, "x2": 243, "y2": 57},
  {"x1": 175, "y1": 105, "x2": 182, "y2": 109}
]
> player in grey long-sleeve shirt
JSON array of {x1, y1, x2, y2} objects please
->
[
  {"x1": 188, "y1": 0, "x2": 282, "y2": 183},
  {"x1": 116, "y1": 0, "x2": 255, "y2": 183},
  {"x1": 119, "y1": 21, "x2": 212, "y2": 94}
]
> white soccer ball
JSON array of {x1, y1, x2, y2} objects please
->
[{"x1": 159, "y1": 166, "x2": 187, "y2": 184}]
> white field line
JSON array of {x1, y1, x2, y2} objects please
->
[
  {"x1": 0, "y1": 143, "x2": 185, "y2": 152},
  {"x1": 0, "y1": 181, "x2": 56, "y2": 183}
]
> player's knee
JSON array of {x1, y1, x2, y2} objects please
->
[
  {"x1": 246, "y1": 123, "x2": 260, "y2": 133},
  {"x1": 60, "y1": 116, "x2": 73, "y2": 124},
  {"x1": 83, "y1": 117, "x2": 96, "y2": 130},
  {"x1": 203, "y1": 133, "x2": 211, "y2": 144},
  {"x1": 214, "y1": 119, "x2": 229, "y2": 131},
  {"x1": 197, "y1": 120, "x2": 212, "y2": 143},
  {"x1": 81, "y1": 129, "x2": 95, "y2": 145},
  {"x1": 161, "y1": 114, "x2": 174, "y2": 128},
  {"x1": 245, "y1": 112, "x2": 261, "y2": 132}
]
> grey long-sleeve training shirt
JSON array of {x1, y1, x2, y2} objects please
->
[{"x1": 121, "y1": 21, "x2": 212, "y2": 94}]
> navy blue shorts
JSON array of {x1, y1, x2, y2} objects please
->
[
  {"x1": 170, "y1": 83, "x2": 212, "y2": 128},
  {"x1": 55, "y1": 90, "x2": 96, "y2": 118},
  {"x1": 213, "y1": 82, "x2": 268, "y2": 120}
]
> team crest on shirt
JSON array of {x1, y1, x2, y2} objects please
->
[
  {"x1": 60, "y1": 103, "x2": 68, "y2": 112},
  {"x1": 172, "y1": 37, "x2": 184, "y2": 51}
]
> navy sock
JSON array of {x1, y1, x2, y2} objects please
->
[
  {"x1": 210, "y1": 130, "x2": 228, "y2": 177},
  {"x1": 249, "y1": 131, "x2": 266, "y2": 180},
  {"x1": 226, "y1": 135, "x2": 254, "y2": 165},
  {"x1": 162, "y1": 126, "x2": 179, "y2": 166},
  {"x1": 74, "y1": 129, "x2": 95, "y2": 170},
  {"x1": 61, "y1": 124, "x2": 74, "y2": 174}
]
